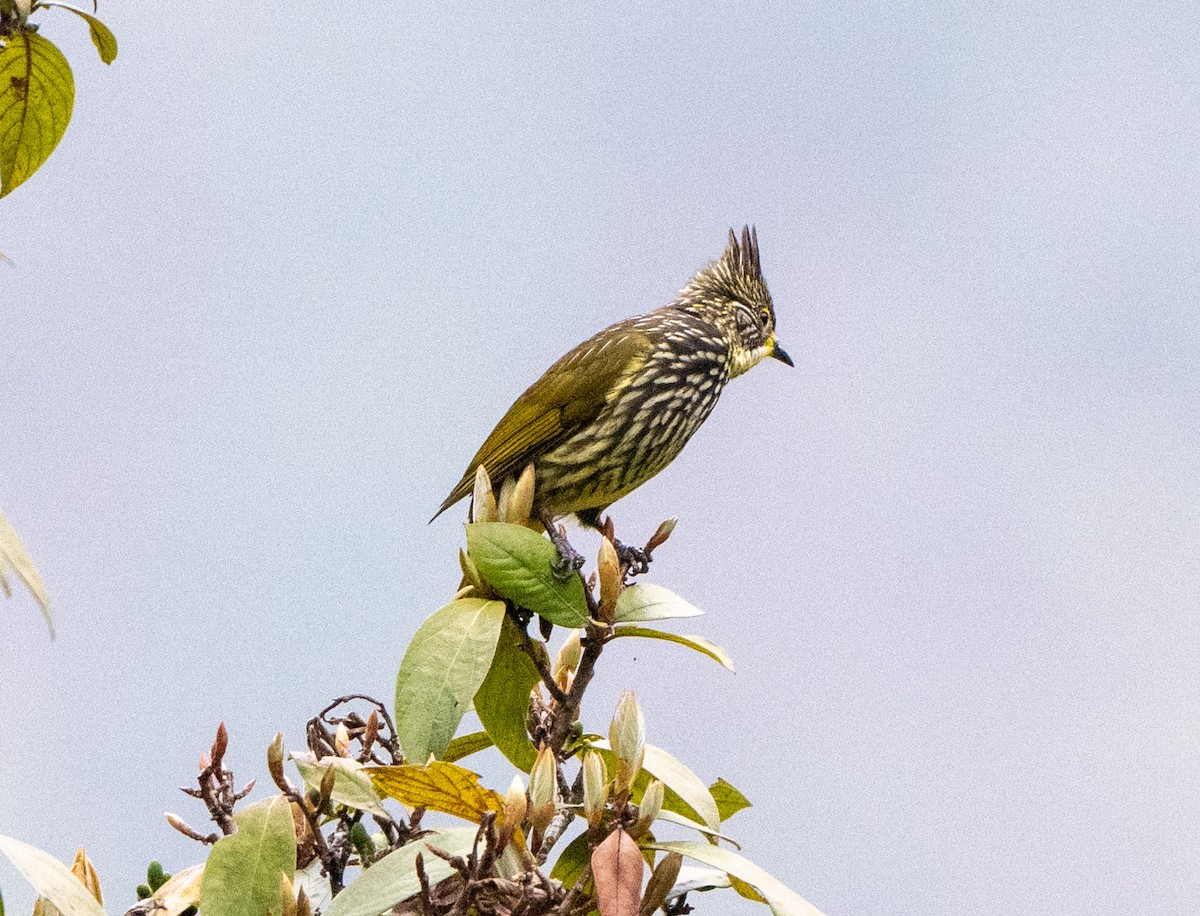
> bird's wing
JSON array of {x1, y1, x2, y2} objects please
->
[{"x1": 433, "y1": 324, "x2": 653, "y2": 519}]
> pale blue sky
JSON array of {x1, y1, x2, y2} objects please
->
[{"x1": 2, "y1": 2, "x2": 1198, "y2": 914}]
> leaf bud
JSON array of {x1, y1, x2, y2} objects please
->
[
  {"x1": 582, "y1": 751, "x2": 610, "y2": 828},
  {"x1": 553, "y1": 629, "x2": 582, "y2": 692},
  {"x1": 507, "y1": 463, "x2": 536, "y2": 525},
  {"x1": 597, "y1": 537, "x2": 621, "y2": 623},
  {"x1": 633, "y1": 779, "x2": 664, "y2": 837},
  {"x1": 503, "y1": 774, "x2": 528, "y2": 830},
  {"x1": 334, "y1": 722, "x2": 351, "y2": 757},
  {"x1": 70, "y1": 847, "x2": 103, "y2": 904},
  {"x1": 458, "y1": 548, "x2": 487, "y2": 594},
  {"x1": 645, "y1": 517, "x2": 678, "y2": 555},
  {"x1": 609, "y1": 690, "x2": 646, "y2": 795},
  {"x1": 267, "y1": 731, "x2": 288, "y2": 790},
  {"x1": 472, "y1": 464, "x2": 497, "y2": 523},
  {"x1": 528, "y1": 744, "x2": 559, "y2": 834}
]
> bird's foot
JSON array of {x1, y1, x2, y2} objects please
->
[
  {"x1": 614, "y1": 539, "x2": 651, "y2": 577},
  {"x1": 542, "y1": 512, "x2": 585, "y2": 579}
]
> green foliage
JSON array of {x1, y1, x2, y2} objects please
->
[
  {"x1": 0, "y1": 484, "x2": 820, "y2": 914},
  {"x1": 0, "y1": 1, "x2": 116, "y2": 197},
  {"x1": 474, "y1": 612, "x2": 541, "y2": 770},
  {"x1": 393, "y1": 596, "x2": 506, "y2": 763},
  {"x1": 466, "y1": 522, "x2": 589, "y2": 626},
  {"x1": 198, "y1": 796, "x2": 296, "y2": 916}
]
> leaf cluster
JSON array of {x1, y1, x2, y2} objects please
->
[{"x1": 0, "y1": 467, "x2": 823, "y2": 915}]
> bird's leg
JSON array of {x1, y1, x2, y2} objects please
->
[
  {"x1": 540, "y1": 510, "x2": 584, "y2": 579},
  {"x1": 592, "y1": 514, "x2": 652, "y2": 578},
  {"x1": 613, "y1": 539, "x2": 651, "y2": 577}
]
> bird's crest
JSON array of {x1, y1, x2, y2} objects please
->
[{"x1": 722, "y1": 225, "x2": 762, "y2": 282}]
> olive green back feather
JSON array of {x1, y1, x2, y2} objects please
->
[{"x1": 433, "y1": 321, "x2": 654, "y2": 519}]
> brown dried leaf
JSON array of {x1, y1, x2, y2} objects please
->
[{"x1": 591, "y1": 828, "x2": 644, "y2": 916}]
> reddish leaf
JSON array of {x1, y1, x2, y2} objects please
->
[{"x1": 591, "y1": 828, "x2": 644, "y2": 916}]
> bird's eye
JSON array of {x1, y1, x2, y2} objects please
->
[{"x1": 759, "y1": 307, "x2": 771, "y2": 326}]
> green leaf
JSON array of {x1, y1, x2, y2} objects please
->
[
  {"x1": 710, "y1": 778, "x2": 752, "y2": 822},
  {"x1": 0, "y1": 836, "x2": 105, "y2": 916},
  {"x1": 444, "y1": 730, "x2": 494, "y2": 762},
  {"x1": 324, "y1": 828, "x2": 478, "y2": 916},
  {"x1": 0, "y1": 509, "x2": 52, "y2": 636},
  {"x1": 291, "y1": 752, "x2": 386, "y2": 815},
  {"x1": 38, "y1": 3, "x2": 118, "y2": 63},
  {"x1": 0, "y1": 31, "x2": 74, "y2": 197},
  {"x1": 466, "y1": 522, "x2": 588, "y2": 627},
  {"x1": 394, "y1": 597, "x2": 506, "y2": 763},
  {"x1": 475, "y1": 613, "x2": 540, "y2": 771},
  {"x1": 614, "y1": 582, "x2": 703, "y2": 623},
  {"x1": 548, "y1": 829, "x2": 591, "y2": 888},
  {"x1": 198, "y1": 795, "x2": 297, "y2": 916},
  {"x1": 611, "y1": 625, "x2": 734, "y2": 672},
  {"x1": 648, "y1": 842, "x2": 826, "y2": 916}
]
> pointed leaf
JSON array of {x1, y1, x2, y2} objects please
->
[
  {"x1": 0, "y1": 510, "x2": 52, "y2": 636},
  {"x1": 199, "y1": 795, "x2": 296, "y2": 916},
  {"x1": 649, "y1": 842, "x2": 826, "y2": 916},
  {"x1": 0, "y1": 32, "x2": 74, "y2": 197},
  {"x1": 475, "y1": 613, "x2": 540, "y2": 771},
  {"x1": 594, "y1": 741, "x2": 720, "y2": 831},
  {"x1": 324, "y1": 828, "x2": 478, "y2": 916},
  {"x1": 394, "y1": 598, "x2": 506, "y2": 763},
  {"x1": 444, "y1": 730, "x2": 494, "y2": 762},
  {"x1": 291, "y1": 753, "x2": 386, "y2": 815},
  {"x1": 38, "y1": 3, "x2": 117, "y2": 63},
  {"x1": 367, "y1": 761, "x2": 504, "y2": 823},
  {"x1": 466, "y1": 522, "x2": 588, "y2": 626},
  {"x1": 611, "y1": 625, "x2": 734, "y2": 671},
  {"x1": 614, "y1": 583, "x2": 703, "y2": 623},
  {"x1": 0, "y1": 836, "x2": 104, "y2": 916},
  {"x1": 710, "y1": 778, "x2": 752, "y2": 822},
  {"x1": 592, "y1": 828, "x2": 644, "y2": 916}
]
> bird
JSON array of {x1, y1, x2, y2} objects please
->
[{"x1": 433, "y1": 226, "x2": 792, "y2": 568}]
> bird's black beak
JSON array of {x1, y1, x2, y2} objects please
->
[{"x1": 770, "y1": 339, "x2": 794, "y2": 367}]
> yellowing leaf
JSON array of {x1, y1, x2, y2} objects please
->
[
  {"x1": 611, "y1": 625, "x2": 734, "y2": 671},
  {"x1": 0, "y1": 31, "x2": 74, "y2": 197},
  {"x1": 591, "y1": 828, "x2": 644, "y2": 916},
  {"x1": 0, "y1": 509, "x2": 52, "y2": 636},
  {"x1": 367, "y1": 760, "x2": 503, "y2": 823}
]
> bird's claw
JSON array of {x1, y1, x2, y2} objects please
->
[
  {"x1": 551, "y1": 546, "x2": 585, "y2": 580},
  {"x1": 614, "y1": 540, "x2": 651, "y2": 577}
]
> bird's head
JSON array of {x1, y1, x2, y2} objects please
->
[{"x1": 673, "y1": 226, "x2": 793, "y2": 377}]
